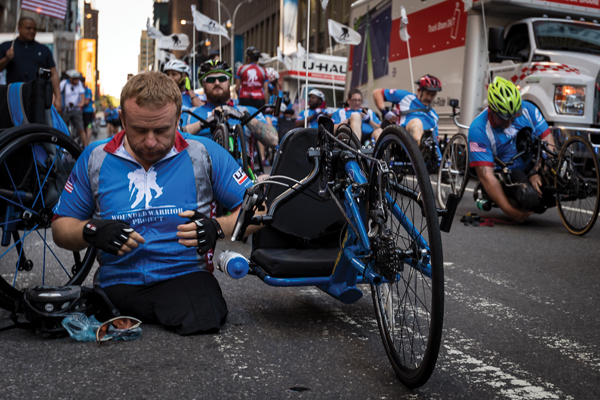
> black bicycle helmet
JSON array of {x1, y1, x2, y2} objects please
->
[
  {"x1": 198, "y1": 59, "x2": 233, "y2": 82},
  {"x1": 245, "y1": 46, "x2": 261, "y2": 61}
]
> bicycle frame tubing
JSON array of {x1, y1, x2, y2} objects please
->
[{"x1": 250, "y1": 156, "x2": 435, "y2": 302}]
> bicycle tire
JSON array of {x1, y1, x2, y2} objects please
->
[
  {"x1": 212, "y1": 123, "x2": 229, "y2": 150},
  {"x1": 556, "y1": 135, "x2": 600, "y2": 236},
  {"x1": 0, "y1": 124, "x2": 97, "y2": 311},
  {"x1": 436, "y1": 133, "x2": 470, "y2": 208},
  {"x1": 335, "y1": 124, "x2": 361, "y2": 150},
  {"x1": 368, "y1": 125, "x2": 444, "y2": 389}
]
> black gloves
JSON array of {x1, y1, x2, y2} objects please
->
[
  {"x1": 188, "y1": 212, "x2": 225, "y2": 255},
  {"x1": 83, "y1": 219, "x2": 134, "y2": 255}
]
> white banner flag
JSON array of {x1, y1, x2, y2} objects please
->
[
  {"x1": 399, "y1": 7, "x2": 410, "y2": 42},
  {"x1": 294, "y1": 42, "x2": 306, "y2": 59},
  {"x1": 327, "y1": 20, "x2": 362, "y2": 45},
  {"x1": 191, "y1": 5, "x2": 230, "y2": 39},
  {"x1": 158, "y1": 33, "x2": 190, "y2": 51},
  {"x1": 320, "y1": 0, "x2": 329, "y2": 10},
  {"x1": 282, "y1": 0, "x2": 298, "y2": 55},
  {"x1": 146, "y1": 18, "x2": 164, "y2": 39},
  {"x1": 277, "y1": 47, "x2": 293, "y2": 70}
]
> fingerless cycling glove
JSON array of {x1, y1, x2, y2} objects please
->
[{"x1": 82, "y1": 219, "x2": 134, "y2": 255}]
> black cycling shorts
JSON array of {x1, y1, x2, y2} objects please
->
[
  {"x1": 102, "y1": 271, "x2": 228, "y2": 335},
  {"x1": 83, "y1": 112, "x2": 94, "y2": 128},
  {"x1": 238, "y1": 98, "x2": 265, "y2": 109}
]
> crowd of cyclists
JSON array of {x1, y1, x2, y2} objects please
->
[{"x1": 68, "y1": 44, "x2": 556, "y2": 223}]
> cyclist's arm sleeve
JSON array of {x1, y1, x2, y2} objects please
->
[
  {"x1": 468, "y1": 126, "x2": 494, "y2": 168},
  {"x1": 525, "y1": 102, "x2": 551, "y2": 139},
  {"x1": 54, "y1": 149, "x2": 95, "y2": 220},
  {"x1": 370, "y1": 110, "x2": 381, "y2": 124},
  {"x1": 202, "y1": 139, "x2": 253, "y2": 210},
  {"x1": 383, "y1": 89, "x2": 410, "y2": 103},
  {"x1": 296, "y1": 110, "x2": 307, "y2": 122},
  {"x1": 331, "y1": 110, "x2": 342, "y2": 124}
]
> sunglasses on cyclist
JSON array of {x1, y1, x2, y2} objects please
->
[
  {"x1": 204, "y1": 75, "x2": 229, "y2": 84},
  {"x1": 96, "y1": 316, "x2": 142, "y2": 344}
]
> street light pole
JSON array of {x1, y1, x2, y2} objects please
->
[
  {"x1": 181, "y1": 20, "x2": 196, "y2": 90},
  {"x1": 231, "y1": 0, "x2": 253, "y2": 81}
]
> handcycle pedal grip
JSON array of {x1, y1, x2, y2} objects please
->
[{"x1": 440, "y1": 194, "x2": 460, "y2": 233}]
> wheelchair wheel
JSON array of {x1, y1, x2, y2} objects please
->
[
  {"x1": 436, "y1": 133, "x2": 470, "y2": 208},
  {"x1": 368, "y1": 125, "x2": 444, "y2": 389},
  {"x1": 0, "y1": 124, "x2": 97, "y2": 311},
  {"x1": 556, "y1": 136, "x2": 600, "y2": 236}
]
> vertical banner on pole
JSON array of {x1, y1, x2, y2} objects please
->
[{"x1": 282, "y1": 0, "x2": 298, "y2": 55}]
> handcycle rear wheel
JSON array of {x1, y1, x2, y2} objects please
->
[
  {"x1": 436, "y1": 133, "x2": 470, "y2": 208},
  {"x1": 368, "y1": 125, "x2": 444, "y2": 389},
  {"x1": 0, "y1": 124, "x2": 96, "y2": 311},
  {"x1": 556, "y1": 135, "x2": 600, "y2": 236}
]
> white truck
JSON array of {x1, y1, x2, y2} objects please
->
[
  {"x1": 347, "y1": 0, "x2": 600, "y2": 146},
  {"x1": 263, "y1": 52, "x2": 347, "y2": 114}
]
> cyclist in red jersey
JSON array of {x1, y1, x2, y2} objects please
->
[{"x1": 235, "y1": 47, "x2": 269, "y2": 109}]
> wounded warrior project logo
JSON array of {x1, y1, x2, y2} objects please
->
[{"x1": 128, "y1": 167, "x2": 163, "y2": 209}]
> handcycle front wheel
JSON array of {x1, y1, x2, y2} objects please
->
[
  {"x1": 437, "y1": 133, "x2": 470, "y2": 209},
  {"x1": 0, "y1": 124, "x2": 97, "y2": 311},
  {"x1": 368, "y1": 125, "x2": 444, "y2": 389},
  {"x1": 556, "y1": 135, "x2": 600, "y2": 236}
]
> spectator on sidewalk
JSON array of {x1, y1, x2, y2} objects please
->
[{"x1": 0, "y1": 17, "x2": 62, "y2": 112}]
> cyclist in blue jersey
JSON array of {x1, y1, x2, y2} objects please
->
[
  {"x1": 51, "y1": 72, "x2": 264, "y2": 335},
  {"x1": 164, "y1": 59, "x2": 203, "y2": 108},
  {"x1": 180, "y1": 60, "x2": 277, "y2": 147},
  {"x1": 105, "y1": 101, "x2": 121, "y2": 137},
  {"x1": 372, "y1": 74, "x2": 442, "y2": 146},
  {"x1": 80, "y1": 76, "x2": 95, "y2": 141},
  {"x1": 332, "y1": 87, "x2": 382, "y2": 143},
  {"x1": 468, "y1": 76, "x2": 557, "y2": 222},
  {"x1": 295, "y1": 89, "x2": 328, "y2": 128}
]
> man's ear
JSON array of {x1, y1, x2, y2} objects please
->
[{"x1": 118, "y1": 108, "x2": 125, "y2": 129}]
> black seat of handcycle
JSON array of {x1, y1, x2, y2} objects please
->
[
  {"x1": 0, "y1": 75, "x2": 52, "y2": 129},
  {"x1": 251, "y1": 128, "x2": 345, "y2": 278}
]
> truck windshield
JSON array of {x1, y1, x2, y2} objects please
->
[{"x1": 533, "y1": 21, "x2": 600, "y2": 55}]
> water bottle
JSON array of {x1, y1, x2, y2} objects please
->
[
  {"x1": 476, "y1": 199, "x2": 492, "y2": 211},
  {"x1": 216, "y1": 250, "x2": 249, "y2": 279}
]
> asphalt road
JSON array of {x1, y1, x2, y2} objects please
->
[{"x1": 1, "y1": 129, "x2": 598, "y2": 399}]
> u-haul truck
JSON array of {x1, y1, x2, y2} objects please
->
[
  {"x1": 348, "y1": 0, "x2": 600, "y2": 146},
  {"x1": 263, "y1": 52, "x2": 347, "y2": 113}
]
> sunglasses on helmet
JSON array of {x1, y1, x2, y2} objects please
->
[
  {"x1": 204, "y1": 75, "x2": 229, "y2": 84},
  {"x1": 96, "y1": 316, "x2": 142, "y2": 344}
]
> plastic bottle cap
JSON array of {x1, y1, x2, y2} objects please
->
[{"x1": 227, "y1": 257, "x2": 249, "y2": 279}]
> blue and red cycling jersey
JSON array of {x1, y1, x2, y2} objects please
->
[
  {"x1": 381, "y1": 89, "x2": 440, "y2": 141},
  {"x1": 468, "y1": 101, "x2": 551, "y2": 171},
  {"x1": 332, "y1": 108, "x2": 381, "y2": 135},
  {"x1": 54, "y1": 130, "x2": 252, "y2": 288}
]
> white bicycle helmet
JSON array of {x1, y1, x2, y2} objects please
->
[
  {"x1": 266, "y1": 67, "x2": 279, "y2": 82},
  {"x1": 66, "y1": 69, "x2": 81, "y2": 79},
  {"x1": 164, "y1": 59, "x2": 191, "y2": 76},
  {"x1": 308, "y1": 89, "x2": 325, "y2": 101}
]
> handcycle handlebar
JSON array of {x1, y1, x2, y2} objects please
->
[{"x1": 231, "y1": 148, "x2": 321, "y2": 242}]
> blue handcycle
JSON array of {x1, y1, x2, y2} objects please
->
[{"x1": 230, "y1": 117, "x2": 457, "y2": 388}]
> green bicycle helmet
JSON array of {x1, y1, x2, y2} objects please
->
[
  {"x1": 487, "y1": 76, "x2": 522, "y2": 120},
  {"x1": 198, "y1": 60, "x2": 232, "y2": 82}
]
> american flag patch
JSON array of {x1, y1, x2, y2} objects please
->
[
  {"x1": 469, "y1": 142, "x2": 487, "y2": 153},
  {"x1": 64, "y1": 178, "x2": 74, "y2": 193}
]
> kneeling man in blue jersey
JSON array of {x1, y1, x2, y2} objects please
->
[
  {"x1": 51, "y1": 72, "x2": 261, "y2": 335},
  {"x1": 468, "y1": 76, "x2": 556, "y2": 222},
  {"x1": 372, "y1": 74, "x2": 442, "y2": 146},
  {"x1": 332, "y1": 88, "x2": 382, "y2": 143}
]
